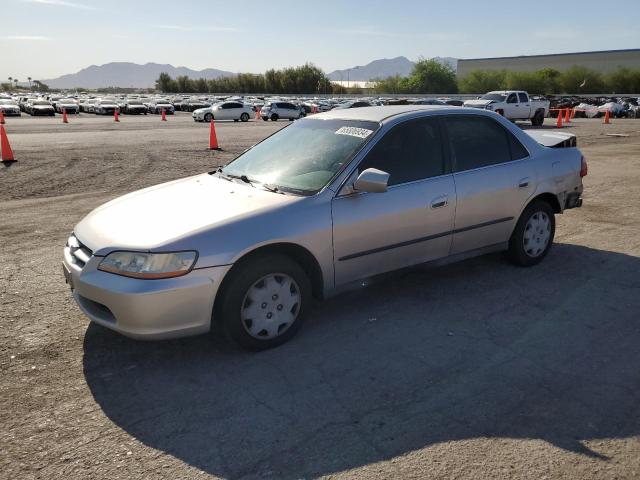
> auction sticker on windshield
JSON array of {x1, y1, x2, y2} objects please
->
[{"x1": 335, "y1": 126, "x2": 373, "y2": 139}]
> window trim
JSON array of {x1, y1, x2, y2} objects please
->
[{"x1": 443, "y1": 114, "x2": 530, "y2": 174}]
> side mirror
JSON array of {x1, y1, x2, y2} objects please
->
[{"x1": 353, "y1": 168, "x2": 389, "y2": 193}]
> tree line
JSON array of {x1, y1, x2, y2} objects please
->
[
  {"x1": 155, "y1": 59, "x2": 640, "y2": 96},
  {"x1": 155, "y1": 63, "x2": 346, "y2": 94}
]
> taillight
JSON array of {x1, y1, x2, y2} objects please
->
[{"x1": 580, "y1": 156, "x2": 588, "y2": 177}]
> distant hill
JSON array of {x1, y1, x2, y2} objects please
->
[
  {"x1": 43, "y1": 62, "x2": 236, "y2": 89},
  {"x1": 327, "y1": 56, "x2": 458, "y2": 81}
]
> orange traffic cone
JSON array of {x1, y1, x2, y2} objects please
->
[
  {"x1": 209, "y1": 119, "x2": 220, "y2": 150},
  {"x1": 114, "y1": 109, "x2": 119, "y2": 122},
  {"x1": 161, "y1": 109, "x2": 167, "y2": 121},
  {"x1": 570, "y1": 108, "x2": 576, "y2": 120},
  {"x1": 564, "y1": 108, "x2": 571, "y2": 123},
  {"x1": 556, "y1": 109, "x2": 563, "y2": 128},
  {"x1": 0, "y1": 109, "x2": 5, "y2": 125},
  {"x1": 603, "y1": 110, "x2": 611, "y2": 124},
  {"x1": 1, "y1": 125, "x2": 15, "y2": 162},
  {"x1": 62, "y1": 108, "x2": 68, "y2": 123}
]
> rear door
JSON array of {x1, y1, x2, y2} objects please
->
[
  {"x1": 332, "y1": 117, "x2": 456, "y2": 285},
  {"x1": 443, "y1": 114, "x2": 533, "y2": 254},
  {"x1": 517, "y1": 92, "x2": 531, "y2": 118}
]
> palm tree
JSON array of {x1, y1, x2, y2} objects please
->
[
  {"x1": 28, "y1": 76, "x2": 32, "y2": 88},
  {"x1": 14, "y1": 79, "x2": 19, "y2": 89}
]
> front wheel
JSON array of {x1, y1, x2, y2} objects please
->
[
  {"x1": 240, "y1": 113, "x2": 249, "y2": 122},
  {"x1": 204, "y1": 113, "x2": 213, "y2": 122},
  {"x1": 508, "y1": 200, "x2": 555, "y2": 266},
  {"x1": 270, "y1": 114, "x2": 279, "y2": 121},
  {"x1": 217, "y1": 255, "x2": 311, "y2": 351}
]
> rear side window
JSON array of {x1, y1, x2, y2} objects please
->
[
  {"x1": 518, "y1": 92, "x2": 528, "y2": 103},
  {"x1": 509, "y1": 133, "x2": 529, "y2": 160},
  {"x1": 445, "y1": 116, "x2": 512, "y2": 171},
  {"x1": 358, "y1": 118, "x2": 445, "y2": 186}
]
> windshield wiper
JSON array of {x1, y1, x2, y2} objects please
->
[{"x1": 214, "y1": 168, "x2": 254, "y2": 186}]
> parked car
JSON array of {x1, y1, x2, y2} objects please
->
[
  {"x1": 260, "y1": 101, "x2": 304, "y2": 121},
  {"x1": 63, "y1": 106, "x2": 586, "y2": 351},
  {"x1": 464, "y1": 91, "x2": 550, "y2": 126},
  {"x1": 411, "y1": 98, "x2": 448, "y2": 105},
  {"x1": 192, "y1": 101, "x2": 253, "y2": 122},
  {"x1": 122, "y1": 100, "x2": 148, "y2": 115},
  {"x1": 0, "y1": 99, "x2": 21, "y2": 116},
  {"x1": 25, "y1": 99, "x2": 55, "y2": 116},
  {"x1": 55, "y1": 99, "x2": 80, "y2": 114},
  {"x1": 181, "y1": 98, "x2": 211, "y2": 112},
  {"x1": 80, "y1": 98, "x2": 99, "y2": 113},
  {"x1": 94, "y1": 98, "x2": 120, "y2": 115},
  {"x1": 333, "y1": 100, "x2": 373, "y2": 110},
  {"x1": 148, "y1": 99, "x2": 175, "y2": 114}
]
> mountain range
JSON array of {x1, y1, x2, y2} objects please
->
[
  {"x1": 44, "y1": 62, "x2": 236, "y2": 89},
  {"x1": 42, "y1": 57, "x2": 458, "y2": 89}
]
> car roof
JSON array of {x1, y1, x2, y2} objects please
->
[{"x1": 310, "y1": 105, "x2": 466, "y2": 123}]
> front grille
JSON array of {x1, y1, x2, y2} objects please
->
[{"x1": 68, "y1": 234, "x2": 93, "y2": 269}]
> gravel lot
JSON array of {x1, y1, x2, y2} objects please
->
[{"x1": 1, "y1": 113, "x2": 639, "y2": 480}]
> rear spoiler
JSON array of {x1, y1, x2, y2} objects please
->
[{"x1": 524, "y1": 130, "x2": 577, "y2": 148}]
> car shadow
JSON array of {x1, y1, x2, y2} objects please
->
[{"x1": 83, "y1": 243, "x2": 640, "y2": 479}]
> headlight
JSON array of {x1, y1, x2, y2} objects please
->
[
  {"x1": 98, "y1": 251, "x2": 197, "y2": 279},
  {"x1": 485, "y1": 104, "x2": 493, "y2": 110}
]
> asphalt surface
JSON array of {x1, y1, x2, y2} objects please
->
[{"x1": 1, "y1": 113, "x2": 639, "y2": 479}]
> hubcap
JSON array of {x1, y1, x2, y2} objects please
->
[
  {"x1": 523, "y1": 211, "x2": 551, "y2": 257},
  {"x1": 240, "y1": 273, "x2": 301, "y2": 339}
]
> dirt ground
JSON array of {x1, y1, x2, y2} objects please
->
[{"x1": 1, "y1": 113, "x2": 639, "y2": 480}]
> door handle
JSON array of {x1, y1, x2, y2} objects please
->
[
  {"x1": 430, "y1": 196, "x2": 449, "y2": 209},
  {"x1": 518, "y1": 177, "x2": 530, "y2": 188}
]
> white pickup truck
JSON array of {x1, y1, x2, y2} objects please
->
[{"x1": 464, "y1": 91, "x2": 550, "y2": 126}]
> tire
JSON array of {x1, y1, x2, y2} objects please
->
[
  {"x1": 531, "y1": 110, "x2": 544, "y2": 127},
  {"x1": 240, "y1": 113, "x2": 249, "y2": 122},
  {"x1": 217, "y1": 254, "x2": 311, "y2": 351},
  {"x1": 262, "y1": 117, "x2": 269, "y2": 121},
  {"x1": 204, "y1": 113, "x2": 213, "y2": 123},
  {"x1": 508, "y1": 200, "x2": 556, "y2": 267},
  {"x1": 271, "y1": 114, "x2": 278, "y2": 121}
]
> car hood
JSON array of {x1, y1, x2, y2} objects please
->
[
  {"x1": 193, "y1": 108, "x2": 209, "y2": 114},
  {"x1": 464, "y1": 99, "x2": 494, "y2": 107},
  {"x1": 74, "y1": 174, "x2": 298, "y2": 255}
]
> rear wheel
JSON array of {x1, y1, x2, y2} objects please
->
[
  {"x1": 508, "y1": 200, "x2": 555, "y2": 266},
  {"x1": 531, "y1": 110, "x2": 544, "y2": 126},
  {"x1": 271, "y1": 114, "x2": 279, "y2": 121},
  {"x1": 217, "y1": 254, "x2": 311, "y2": 351}
]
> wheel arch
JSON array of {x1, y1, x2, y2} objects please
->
[{"x1": 213, "y1": 242, "x2": 325, "y2": 324}]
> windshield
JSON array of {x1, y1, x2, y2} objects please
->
[
  {"x1": 34, "y1": 101, "x2": 50, "y2": 105},
  {"x1": 100, "y1": 99, "x2": 116, "y2": 104},
  {"x1": 222, "y1": 119, "x2": 379, "y2": 194},
  {"x1": 480, "y1": 93, "x2": 507, "y2": 101}
]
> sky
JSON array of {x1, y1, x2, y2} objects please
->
[{"x1": 1, "y1": 0, "x2": 639, "y2": 81}]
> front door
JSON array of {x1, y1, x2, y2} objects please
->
[{"x1": 332, "y1": 117, "x2": 456, "y2": 286}]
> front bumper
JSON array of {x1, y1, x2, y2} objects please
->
[{"x1": 63, "y1": 246, "x2": 231, "y2": 340}]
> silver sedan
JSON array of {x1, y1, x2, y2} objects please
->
[{"x1": 63, "y1": 106, "x2": 585, "y2": 350}]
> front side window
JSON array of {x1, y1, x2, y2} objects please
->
[
  {"x1": 222, "y1": 119, "x2": 379, "y2": 194},
  {"x1": 358, "y1": 118, "x2": 445, "y2": 186},
  {"x1": 507, "y1": 94, "x2": 518, "y2": 104},
  {"x1": 445, "y1": 116, "x2": 512, "y2": 172}
]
